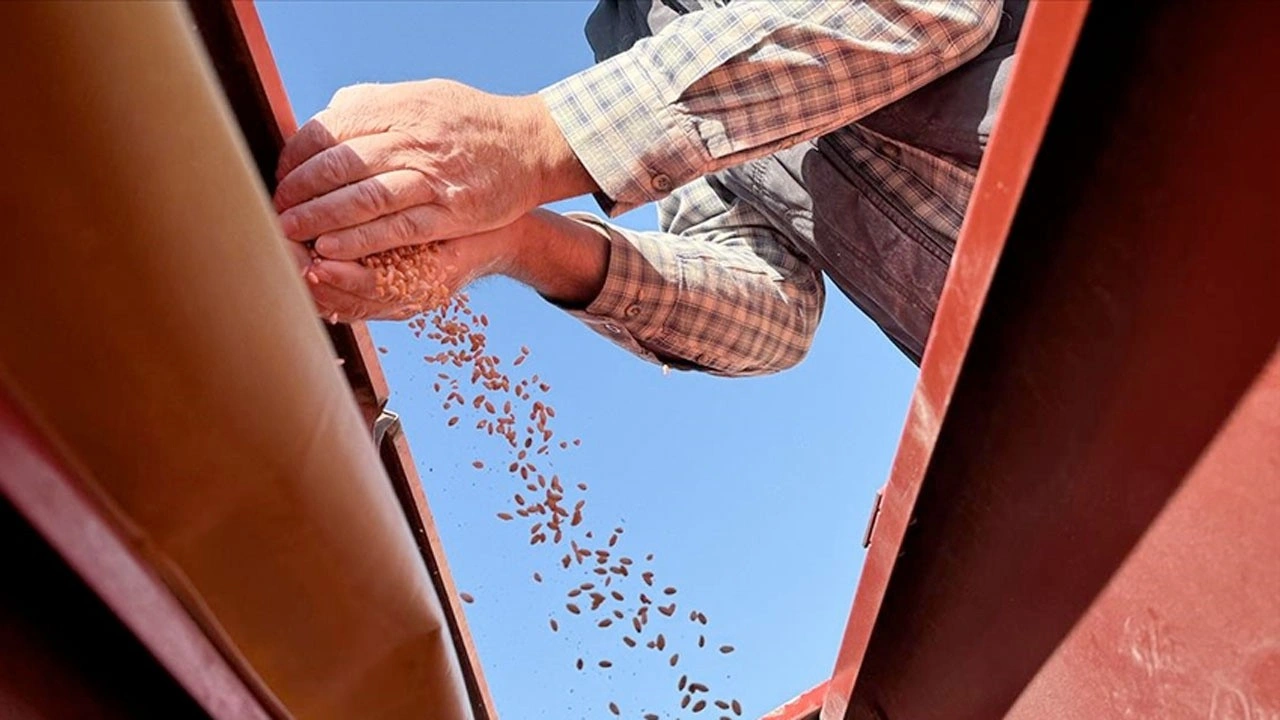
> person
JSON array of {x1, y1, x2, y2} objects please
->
[{"x1": 273, "y1": 0, "x2": 1025, "y2": 376}]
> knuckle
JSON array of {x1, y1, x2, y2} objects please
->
[
  {"x1": 353, "y1": 180, "x2": 388, "y2": 216},
  {"x1": 302, "y1": 114, "x2": 335, "y2": 147},
  {"x1": 389, "y1": 211, "x2": 420, "y2": 241},
  {"x1": 317, "y1": 149, "x2": 349, "y2": 187},
  {"x1": 404, "y1": 167, "x2": 438, "y2": 203},
  {"x1": 286, "y1": 207, "x2": 313, "y2": 235}
]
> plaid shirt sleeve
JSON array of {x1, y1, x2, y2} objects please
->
[
  {"x1": 541, "y1": 0, "x2": 1002, "y2": 215},
  {"x1": 560, "y1": 177, "x2": 825, "y2": 377}
]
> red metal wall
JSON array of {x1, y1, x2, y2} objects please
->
[{"x1": 821, "y1": 2, "x2": 1280, "y2": 718}]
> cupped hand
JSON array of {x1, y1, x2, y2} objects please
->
[
  {"x1": 273, "y1": 79, "x2": 587, "y2": 261},
  {"x1": 298, "y1": 221, "x2": 521, "y2": 324}
]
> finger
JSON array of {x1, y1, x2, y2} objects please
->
[
  {"x1": 310, "y1": 282, "x2": 373, "y2": 323},
  {"x1": 312, "y1": 281, "x2": 418, "y2": 323},
  {"x1": 310, "y1": 259, "x2": 379, "y2": 299},
  {"x1": 274, "y1": 133, "x2": 401, "y2": 213},
  {"x1": 275, "y1": 111, "x2": 344, "y2": 184},
  {"x1": 314, "y1": 204, "x2": 454, "y2": 261},
  {"x1": 282, "y1": 238, "x2": 315, "y2": 277},
  {"x1": 278, "y1": 169, "x2": 431, "y2": 242}
]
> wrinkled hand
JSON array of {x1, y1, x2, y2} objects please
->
[
  {"x1": 273, "y1": 79, "x2": 589, "y2": 261},
  {"x1": 295, "y1": 223, "x2": 521, "y2": 324}
]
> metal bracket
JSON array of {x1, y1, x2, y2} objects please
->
[
  {"x1": 373, "y1": 408, "x2": 400, "y2": 448},
  {"x1": 861, "y1": 488, "x2": 884, "y2": 549}
]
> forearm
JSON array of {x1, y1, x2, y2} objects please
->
[
  {"x1": 491, "y1": 182, "x2": 824, "y2": 376},
  {"x1": 541, "y1": 0, "x2": 1003, "y2": 214},
  {"x1": 500, "y1": 208, "x2": 611, "y2": 307}
]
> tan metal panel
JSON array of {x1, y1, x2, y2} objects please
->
[{"x1": 0, "y1": 3, "x2": 472, "y2": 718}]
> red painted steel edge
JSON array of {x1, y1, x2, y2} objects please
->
[
  {"x1": 763, "y1": 681, "x2": 828, "y2": 720},
  {"x1": 229, "y1": 0, "x2": 297, "y2": 134},
  {"x1": 819, "y1": 3, "x2": 1089, "y2": 718},
  {"x1": 381, "y1": 428, "x2": 500, "y2": 719},
  {"x1": 0, "y1": 387, "x2": 279, "y2": 719}
]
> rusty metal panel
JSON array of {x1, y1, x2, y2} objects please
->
[{"x1": 823, "y1": 1, "x2": 1279, "y2": 719}]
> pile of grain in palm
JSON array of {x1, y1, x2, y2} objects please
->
[{"x1": 368, "y1": 244, "x2": 743, "y2": 717}]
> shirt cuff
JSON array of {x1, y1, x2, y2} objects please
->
[
  {"x1": 540, "y1": 52, "x2": 709, "y2": 217},
  {"x1": 557, "y1": 213, "x2": 682, "y2": 362}
]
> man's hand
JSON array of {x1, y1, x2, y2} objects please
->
[
  {"x1": 301, "y1": 223, "x2": 515, "y2": 323},
  {"x1": 295, "y1": 210, "x2": 611, "y2": 323},
  {"x1": 273, "y1": 79, "x2": 595, "y2": 261}
]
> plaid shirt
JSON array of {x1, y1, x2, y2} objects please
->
[{"x1": 540, "y1": 0, "x2": 1003, "y2": 375}]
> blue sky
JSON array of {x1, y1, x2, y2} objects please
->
[{"x1": 258, "y1": 3, "x2": 916, "y2": 717}]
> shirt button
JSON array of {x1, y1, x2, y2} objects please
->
[
  {"x1": 603, "y1": 323, "x2": 621, "y2": 334},
  {"x1": 625, "y1": 305, "x2": 642, "y2": 318},
  {"x1": 651, "y1": 173, "x2": 673, "y2": 193}
]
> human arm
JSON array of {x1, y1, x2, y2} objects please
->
[
  {"x1": 273, "y1": 80, "x2": 596, "y2": 260},
  {"x1": 302, "y1": 178, "x2": 824, "y2": 376},
  {"x1": 273, "y1": 1, "x2": 1001, "y2": 256},
  {"x1": 542, "y1": 0, "x2": 1004, "y2": 214}
]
